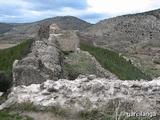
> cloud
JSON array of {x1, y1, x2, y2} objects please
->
[
  {"x1": 0, "y1": 0, "x2": 89, "y2": 23},
  {"x1": 87, "y1": 0, "x2": 160, "y2": 16},
  {"x1": 26, "y1": 0, "x2": 88, "y2": 11},
  {"x1": 0, "y1": 0, "x2": 160, "y2": 23}
]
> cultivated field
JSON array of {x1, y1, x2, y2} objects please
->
[{"x1": 0, "y1": 43, "x2": 17, "y2": 49}]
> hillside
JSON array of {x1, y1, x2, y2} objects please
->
[
  {"x1": 80, "y1": 43, "x2": 150, "y2": 80},
  {"x1": 80, "y1": 9, "x2": 160, "y2": 78},
  {"x1": 0, "y1": 16, "x2": 92, "y2": 43},
  {"x1": 0, "y1": 23, "x2": 13, "y2": 34}
]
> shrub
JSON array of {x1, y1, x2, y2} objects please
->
[
  {"x1": 0, "y1": 111, "x2": 33, "y2": 120},
  {"x1": 0, "y1": 71, "x2": 12, "y2": 92}
]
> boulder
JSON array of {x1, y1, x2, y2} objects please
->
[
  {"x1": 0, "y1": 92, "x2": 3, "y2": 97},
  {"x1": 153, "y1": 55, "x2": 160, "y2": 64},
  {"x1": 38, "y1": 24, "x2": 50, "y2": 40}
]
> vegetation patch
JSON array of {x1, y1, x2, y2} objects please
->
[
  {"x1": 8, "y1": 102, "x2": 73, "y2": 119},
  {"x1": 79, "y1": 110, "x2": 152, "y2": 120},
  {"x1": 0, "y1": 39, "x2": 33, "y2": 92},
  {"x1": 80, "y1": 43, "x2": 151, "y2": 80},
  {"x1": 78, "y1": 99, "x2": 155, "y2": 120},
  {"x1": 6, "y1": 102, "x2": 155, "y2": 120},
  {"x1": 0, "y1": 111, "x2": 33, "y2": 120}
]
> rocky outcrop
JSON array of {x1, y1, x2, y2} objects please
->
[
  {"x1": 0, "y1": 76, "x2": 160, "y2": 116},
  {"x1": 55, "y1": 30, "x2": 79, "y2": 52},
  {"x1": 13, "y1": 24, "x2": 64, "y2": 86},
  {"x1": 49, "y1": 24, "x2": 79, "y2": 52},
  {"x1": 12, "y1": 23, "x2": 90, "y2": 86},
  {"x1": 153, "y1": 55, "x2": 160, "y2": 64},
  {"x1": 64, "y1": 50, "x2": 117, "y2": 79},
  {"x1": 38, "y1": 24, "x2": 50, "y2": 40}
]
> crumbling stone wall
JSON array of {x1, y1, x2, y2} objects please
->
[{"x1": 13, "y1": 24, "x2": 64, "y2": 86}]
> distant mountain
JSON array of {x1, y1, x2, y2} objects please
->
[
  {"x1": 0, "y1": 23, "x2": 13, "y2": 34},
  {"x1": 37, "y1": 16, "x2": 92, "y2": 30},
  {"x1": 80, "y1": 9, "x2": 160, "y2": 77},
  {"x1": 0, "y1": 16, "x2": 92, "y2": 43},
  {"x1": 84, "y1": 9, "x2": 160, "y2": 52}
]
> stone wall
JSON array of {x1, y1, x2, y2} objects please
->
[{"x1": 1, "y1": 76, "x2": 160, "y2": 116}]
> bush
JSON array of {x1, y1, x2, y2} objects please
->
[{"x1": 0, "y1": 72, "x2": 12, "y2": 92}]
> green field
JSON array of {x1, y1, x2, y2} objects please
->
[{"x1": 80, "y1": 43, "x2": 151, "y2": 80}]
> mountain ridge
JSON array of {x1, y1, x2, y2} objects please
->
[{"x1": 0, "y1": 16, "x2": 92, "y2": 43}]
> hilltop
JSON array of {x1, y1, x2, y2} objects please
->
[{"x1": 0, "y1": 16, "x2": 92, "y2": 43}]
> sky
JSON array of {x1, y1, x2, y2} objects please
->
[{"x1": 0, "y1": 0, "x2": 160, "y2": 23}]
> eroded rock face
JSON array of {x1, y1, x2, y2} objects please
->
[
  {"x1": 1, "y1": 76, "x2": 160, "y2": 115},
  {"x1": 13, "y1": 24, "x2": 64, "y2": 86},
  {"x1": 55, "y1": 30, "x2": 79, "y2": 52},
  {"x1": 50, "y1": 23, "x2": 79, "y2": 52}
]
